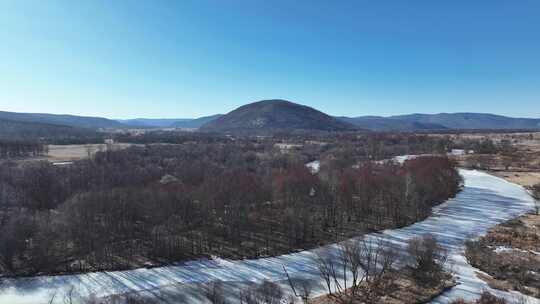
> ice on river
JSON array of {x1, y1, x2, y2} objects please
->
[{"x1": 0, "y1": 170, "x2": 537, "y2": 304}]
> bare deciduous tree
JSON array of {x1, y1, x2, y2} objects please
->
[
  {"x1": 283, "y1": 266, "x2": 312, "y2": 304},
  {"x1": 314, "y1": 249, "x2": 337, "y2": 296},
  {"x1": 255, "y1": 280, "x2": 283, "y2": 304},
  {"x1": 407, "y1": 234, "x2": 448, "y2": 286},
  {"x1": 314, "y1": 236, "x2": 400, "y2": 302},
  {"x1": 205, "y1": 280, "x2": 227, "y2": 304}
]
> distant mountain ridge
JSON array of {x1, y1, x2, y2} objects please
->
[
  {"x1": 118, "y1": 118, "x2": 191, "y2": 128},
  {"x1": 172, "y1": 114, "x2": 224, "y2": 129},
  {"x1": 1, "y1": 105, "x2": 539, "y2": 136},
  {"x1": 0, "y1": 118, "x2": 98, "y2": 140},
  {"x1": 338, "y1": 116, "x2": 448, "y2": 131},
  {"x1": 200, "y1": 99, "x2": 357, "y2": 133},
  {"x1": 340, "y1": 113, "x2": 540, "y2": 131},
  {"x1": 0, "y1": 111, "x2": 124, "y2": 129},
  {"x1": 390, "y1": 113, "x2": 540, "y2": 130},
  {"x1": 117, "y1": 115, "x2": 224, "y2": 128}
]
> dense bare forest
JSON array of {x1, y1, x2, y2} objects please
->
[
  {"x1": 0, "y1": 118, "x2": 106, "y2": 144},
  {"x1": 0, "y1": 134, "x2": 461, "y2": 277},
  {"x1": 0, "y1": 140, "x2": 46, "y2": 159}
]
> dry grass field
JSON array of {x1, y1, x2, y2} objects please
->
[
  {"x1": 444, "y1": 131, "x2": 540, "y2": 187},
  {"x1": 465, "y1": 213, "x2": 540, "y2": 298},
  {"x1": 430, "y1": 131, "x2": 540, "y2": 144},
  {"x1": 492, "y1": 171, "x2": 540, "y2": 188},
  {"x1": 46, "y1": 143, "x2": 134, "y2": 162}
]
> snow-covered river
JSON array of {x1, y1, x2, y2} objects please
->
[{"x1": 0, "y1": 169, "x2": 537, "y2": 304}]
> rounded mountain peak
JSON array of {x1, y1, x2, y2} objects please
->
[{"x1": 200, "y1": 99, "x2": 357, "y2": 134}]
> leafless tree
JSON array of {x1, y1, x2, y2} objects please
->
[
  {"x1": 239, "y1": 286, "x2": 257, "y2": 304},
  {"x1": 314, "y1": 236, "x2": 400, "y2": 302},
  {"x1": 62, "y1": 286, "x2": 76, "y2": 304},
  {"x1": 283, "y1": 266, "x2": 312, "y2": 304},
  {"x1": 407, "y1": 234, "x2": 448, "y2": 286},
  {"x1": 296, "y1": 279, "x2": 313, "y2": 304},
  {"x1": 314, "y1": 249, "x2": 337, "y2": 295},
  {"x1": 348, "y1": 237, "x2": 399, "y2": 301},
  {"x1": 255, "y1": 280, "x2": 283, "y2": 304},
  {"x1": 0, "y1": 138, "x2": 460, "y2": 277},
  {"x1": 205, "y1": 280, "x2": 227, "y2": 304}
]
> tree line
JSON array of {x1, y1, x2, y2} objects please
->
[
  {"x1": 0, "y1": 139, "x2": 461, "y2": 277},
  {"x1": 0, "y1": 140, "x2": 46, "y2": 159}
]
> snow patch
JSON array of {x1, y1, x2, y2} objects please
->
[{"x1": 305, "y1": 160, "x2": 320, "y2": 174}]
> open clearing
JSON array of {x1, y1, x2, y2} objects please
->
[
  {"x1": 492, "y1": 171, "x2": 540, "y2": 188},
  {"x1": 46, "y1": 144, "x2": 134, "y2": 162}
]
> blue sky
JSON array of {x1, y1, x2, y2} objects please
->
[{"x1": 0, "y1": 1, "x2": 538, "y2": 119}]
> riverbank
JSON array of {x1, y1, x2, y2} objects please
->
[
  {"x1": 0, "y1": 170, "x2": 537, "y2": 304},
  {"x1": 311, "y1": 271, "x2": 457, "y2": 304},
  {"x1": 464, "y1": 212, "x2": 540, "y2": 299},
  {"x1": 491, "y1": 170, "x2": 540, "y2": 188}
]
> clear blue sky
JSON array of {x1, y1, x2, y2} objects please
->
[{"x1": 0, "y1": 1, "x2": 538, "y2": 119}]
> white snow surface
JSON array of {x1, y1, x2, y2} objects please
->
[
  {"x1": 392, "y1": 154, "x2": 435, "y2": 164},
  {"x1": 305, "y1": 160, "x2": 320, "y2": 174},
  {"x1": 0, "y1": 169, "x2": 538, "y2": 304}
]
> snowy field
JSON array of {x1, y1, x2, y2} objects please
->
[{"x1": 0, "y1": 169, "x2": 537, "y2": 304}]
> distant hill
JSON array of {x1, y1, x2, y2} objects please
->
[
  {"x1": 200, "y1": 100, "x2": 357, "y2": 134},
  {"x1": 0, "y1": 111, "x2": 124, "y2": 129},
  {"x1": 340, "y1": 113, "x2": 540, "y2": 131},
  {"x1": 339, "y1": 116, "x2": 447, "y2": 131},
  {"x1": 390, "y1": 113, "x2": 540, "y2": 130},
  {"x1": 172, "y1": 114, "x2": 223, "y2": 129},
  {"x1": 4, "y1": 107, "x2": 538, "y2": 135},
  {"x1": 117, "y1": 115, "x2": 223, "y2": 129},
  {"x1": 118, "y1": 118, "x2": 190, "y2": 128},
  {"x1": 0, "y1": 118, "x2": 98, "y2": 141}
]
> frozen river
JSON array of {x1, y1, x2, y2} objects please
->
[{"x1": 0, "y1": 169, "x2": 537, "y2": 304}]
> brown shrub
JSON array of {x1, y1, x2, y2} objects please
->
[{"x1": 450, "y1": 292, "x2": 507, "y2": 304}]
